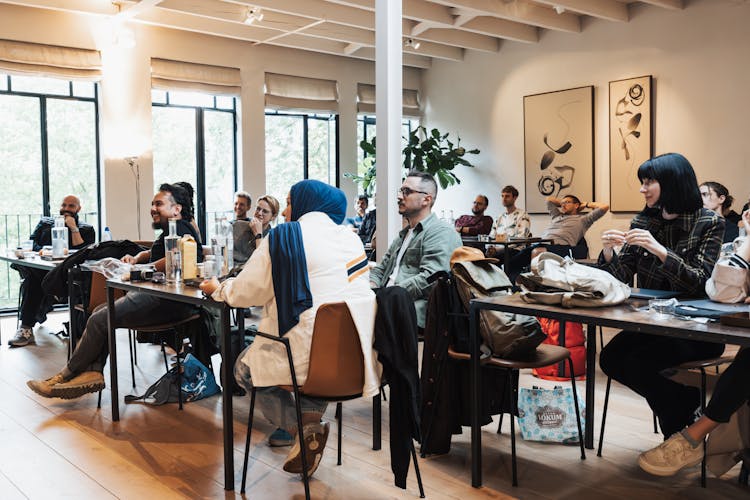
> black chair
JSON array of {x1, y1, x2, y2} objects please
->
[{"x1": 449, "y1": 343, "x2": 586, "y2": 487}]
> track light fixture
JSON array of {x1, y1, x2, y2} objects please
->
[
  {"x1": 244, "y1": 7, "x2": 264, "y2": 25},
  {"x1": 403, "y1": 38, "x2": 421, "y2": 50},
  {"x1": 553, "y1": 5, "x2": 565, "y2": 14}
]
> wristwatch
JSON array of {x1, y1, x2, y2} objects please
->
[{"x1": 254, "y1": 233, "x2": 262, "y2": 240}]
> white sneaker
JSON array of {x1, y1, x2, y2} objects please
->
[
  {"x1": 8, "y1": 327, "x2": 35, "y2": 347},
  {"x1": 638, "y1": 432, "x2": 703, "y2": 477}
]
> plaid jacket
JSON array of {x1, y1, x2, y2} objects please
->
[{"x1": 598, "y1": 207, "x2": 725, "y2": 297}]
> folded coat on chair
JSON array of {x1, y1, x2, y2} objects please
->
[{"x1": 517, "y1": 252, "x2": 631, "y2": 307}]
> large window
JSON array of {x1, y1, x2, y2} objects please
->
[
  {"x1": 152, "y1": 90, "x2": 237, "y2": 241},
  {"x1": 265, "y1": 111, "x2": 338, "y2": 214},
  {"x1": 356, "y1": 116, "x2": 418, "y2": 189},
  {"x1": 0, "y1": 74, "x2": 100, "y2": 310}
]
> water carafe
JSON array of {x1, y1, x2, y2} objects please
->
[
  {"x1": 51, "y1": 216, "x2": 68, "y2": 258},
  {"x1": 164, "y1": 218, "x2": 182, "y2": 283}
]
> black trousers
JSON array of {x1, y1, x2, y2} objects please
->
[
  {"x1": 600, "y1": 331, "x2": 725, "y2": 438},
  {"x1": 19, "y1": 267, "x2": 49, "y2": 328},
  {"x1": 705, "y1": 347, "x2": 750, "y2": 423}
]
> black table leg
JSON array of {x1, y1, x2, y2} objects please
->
[
  {"x1": 107, "y1": 285, "x2": 119, "y2": 422},
  {"x1": 585, "y1": 323, "x2": 596, "y2": 449},
  {"x1": 220, "y1": 305, "x2": 234, "y2": 490},
  {"x1": 470, "y1": 302, "x2": 482, "y2": 487}
]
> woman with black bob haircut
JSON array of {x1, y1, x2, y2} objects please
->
[{"x1": 597, "y1": 152, "x2": 726, "y2": 442}]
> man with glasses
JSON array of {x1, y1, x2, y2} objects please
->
[
  {"x1": 454, "y1": 194, "x2": 493, "y2": 236},
  {"x1": 9, "y1": 195, "x2": 96, "y2": 347},
  {"x1": 505, "y1": 194, "x2": 609, "y2": 283},
  {"x1": 369, "y1": 171, "x2": 461, "y2": 329}
]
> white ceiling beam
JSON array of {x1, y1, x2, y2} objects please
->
[
  {"x1": 352, "y1": 45, "x2": 431, "y2": 68},
  {"x1": 415, "y1": 26, "x2": 499, "y2": 52},
  {"x1": 343, "y1": 42, "x2": 362, "y2": 54},
  {"x1": 410, "y1": 21, "x2": 434, "y2": 36},
  {"x1": 533, "y1": 0, "x2": 628, "y2": 23},
  {"x1": 452, "y1": 14, "x2": 476, "y2": 27},
  {"x1": 0, "y1": 0, "x2": 116, "y2": 15},
  {"x1": 226, "y1": 0, "x2": 374, "y2": 29},
  {"x1": 116, "y1": 0, "x2": 163, "y2": 20},
  {"x1": 638, "y1": 0, "x2": 683, "y2": 9},
  {"x1": 431, "y1": 0, "x2": 581, "y2": 33},
  {"x1": 459, "y1": 16, "x2": 538, "y2": 44},
  {"x1": 324, "y1": 0, "x2": 456, "y2": 25}
]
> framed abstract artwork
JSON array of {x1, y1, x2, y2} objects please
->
[
  {"x1": 523, "y1": 86, "x2": 594, "y2": 214},
  {"x1": 609, "y1": 75, "x2": 653, "y2": 212}
]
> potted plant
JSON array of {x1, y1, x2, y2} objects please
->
[{"x1": 345, "y1": 126, "x2": 479, "y2": 196}]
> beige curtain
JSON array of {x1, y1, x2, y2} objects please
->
[
  {"x1": 0, "y1": 39, "x2": 101, "y2": 81},
  {"x1": 151, "y1": 58, "x2": 241, "y2": 96},
  {"x1": 265, "y1": 72, "x2": 339, "y2": 113},
  {"x1": 356, "y1": 83, "x2": 421, "y2": 117}
]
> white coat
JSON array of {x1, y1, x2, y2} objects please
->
[{"x1": 211, "y1": 211, "x2": 381, "y2": 397}]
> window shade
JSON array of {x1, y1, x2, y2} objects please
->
[
  {"x1": 0, "y1": 39, "x2": 101, "y2": 81},
  {"x1": 265, "y1": 72, "x2": 339, "y2": 113},
  {"x1": 356, "y1": 83, "x2": 421, "y2": 117},
  {"x1": 151, "y1": 58, "x2": 241, "y2": 96}
]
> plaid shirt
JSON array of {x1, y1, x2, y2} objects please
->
[{"x1": 598, "y1": 207, "x2": 725, "y2": 297}]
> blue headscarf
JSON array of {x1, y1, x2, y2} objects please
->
[{"x1": 268, "y1": 180, "x2": 348, "y2": 336}]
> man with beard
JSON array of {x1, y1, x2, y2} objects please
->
[
  {"x1": 454, "y1": 194, "x2": 493, "y2": 236},
  {"x1": 369, "y1": 171, "x2": 461, "y2": 329},
  {"x1": 27, "y1": 183, "x2": 203, "y2": 399},
  {"x1": 9, "y1": 195, "x2": 96, "y2": 347}
]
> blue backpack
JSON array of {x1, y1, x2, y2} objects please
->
[{"x1": 125, "y1": 353, "x2": 220, "y2": 405}]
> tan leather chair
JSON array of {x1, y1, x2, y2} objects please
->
[{"x1": 240, "y1": 302, "x2": 424, "y2": 499}]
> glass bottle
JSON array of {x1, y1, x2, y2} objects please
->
[
  {"x1": 51, "y1": 215, "x2": 68, "y2": 258},
  {"x1": 164, "y1": 218, "x2": 181, "y2": 283}
]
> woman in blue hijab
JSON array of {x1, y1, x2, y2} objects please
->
[
  {"x1": 202, "y1": 179, "x2": 374, "y2": 480},
  {"x1": 269, "y1": 180, "x2": 347, "y2": 335}
]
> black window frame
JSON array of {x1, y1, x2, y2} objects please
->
[
  {"x1": 264, "y1": 109, "x2": 341, "y2": 187},
  {"x1": 151, "y1": 91, "x2": 239, "y2": 242},
  {"x1": 0, "y1": 74, "x2": 102, "y2": 227}
]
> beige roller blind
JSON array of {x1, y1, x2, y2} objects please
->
[
  {"x1": 0, "y1": 39, "x2": 101, "y2": 81},
  {"x1": 356, "y1": 83, "x2": 421, "y2": 117},
  {"x1": 265, "y1": 72, "x2": 339, "y2": 113},
  {"x1": 151, "y1": 58, "x2": 241, "y2": 96}
]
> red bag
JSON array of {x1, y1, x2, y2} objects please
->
[{"x1": 532, "y1": 318, "x2": 586, "y2": 381}]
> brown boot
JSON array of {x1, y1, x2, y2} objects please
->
[
  {"x1": 27, "y1": 373, "x2": 66, "y2": 398},
  {"x1": 283, "y1": 421, "x2": 330, "y2": 477},
  {"x1": 49, "y1": 371, "x2": 105, "y2": 399}
]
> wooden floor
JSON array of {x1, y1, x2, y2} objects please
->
[{"x1": 0, "y1": 312, "x2": 747, "y2": 499}]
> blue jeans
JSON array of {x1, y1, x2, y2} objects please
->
[
  {"x1": 234, "y1": 345, "x2": 327, "y2": 431},
  {"x1": 63, "y1": 291, "x2": 196, "y2": 377}
]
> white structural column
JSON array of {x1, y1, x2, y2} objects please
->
[{"x1": 375, "y1": 0, "x2": 402, "y2": 260}]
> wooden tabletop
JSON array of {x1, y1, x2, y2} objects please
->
[{"x1": 0, "y1": 251, "x2": 61, "y2": 271}]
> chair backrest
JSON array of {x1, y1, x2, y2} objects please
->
[
  {"x1": 570, "y1": 237, "x2": 589, "y2": 259},
  {"x1": 301, "y1": 302, "x2": 365, "y2": 398}
]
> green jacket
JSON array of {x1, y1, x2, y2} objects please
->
[{"x1": 371, "y1": 212, "x2": 462, "y2": 328}]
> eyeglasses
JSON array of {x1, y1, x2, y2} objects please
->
[
  {"x1": 255, "y1": 207, "x2": 271, "y2": 215},
  {"x1": 398, "y1": 187, "x2": 429, "y2": 197},
  {"x1": 560, "y1": 200, "x2": 578, "y2": 206}
]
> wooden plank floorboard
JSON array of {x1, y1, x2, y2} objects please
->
[{"x1": 0, "y1": 314, "x2": 748, "y2": 498}]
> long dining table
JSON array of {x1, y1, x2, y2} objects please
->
[{"x1": 467, "y1": 293, "x2": 750, "y2": 487}]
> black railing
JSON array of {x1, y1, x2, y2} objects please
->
[{"x1": 0, "y1": 211, "x2": 98, "y2": 311}]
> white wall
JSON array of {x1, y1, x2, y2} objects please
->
[
  {"x1": 422, "y1": 0, "x2": 750, "y2": 256},
  {"x1": 0, "y1": 3, "x2": 421, "y2": 239}
]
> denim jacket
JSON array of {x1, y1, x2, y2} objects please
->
[{"x1": 370, "y1": 212, "x2": 461, "y2": 327}]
